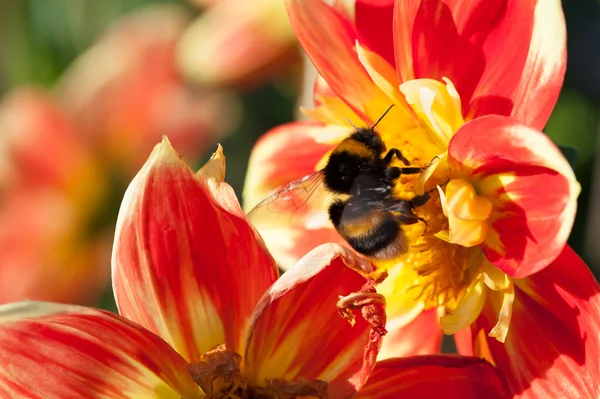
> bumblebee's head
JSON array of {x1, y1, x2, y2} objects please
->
[
  {"x1": 323, "y1": 151, "x2": 363, "y2": 194},
  {"x1": 349, "y1": 128, "x2": 386, "y2": 155}
]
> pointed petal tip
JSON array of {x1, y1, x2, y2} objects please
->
[
  {"x1": 198, "y1": 143, "x2": 226, "y2": 182},
  {"x1": 113, "y1": 138, "x2": 277, "y2": 362},
  {"x1": 148, "y1": 135, "x2": 187, "y2": 166}
]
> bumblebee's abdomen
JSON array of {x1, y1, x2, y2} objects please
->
[{"x1": 333, "y1": 208, "x2": 408, "y2": 261}]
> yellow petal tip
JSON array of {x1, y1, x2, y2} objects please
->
[
  {"x1": 198, "y1": 144, "x2": 226, "y2": 182},
  {"x1": 149, "y1": 135, "x2": 187, "y2": 166}
]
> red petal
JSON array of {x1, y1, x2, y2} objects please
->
[
  {"x1": 448, "y1": 115, "x2": 579, "y2": 277},
  {"x1": 245, "y1": 244, "x2": 386, "y2": 398},
  {"x1": 113, "y1": 139, "x2": 278, "y2": 362},
  {"x1": 393, "y1": 0, "x2": 565, "y2": 128},
  {"x1": 0, "y1": 302, "x2": 200, "y2": 398},
  {"x1": 378, "y1": 309, "x2": 442, "y2": 360},
  {"x1": 355, "y1": 0, "x2": 396, "y2": 68},
  {"x1": 454, "y1": 326, "x2": 474, "y2": 356},
  {"x1": 356, "y1": 356, "x2": 510, "y2": 399},
  {"x1": 470, "y1": 246, "x2": 600, "y2": 398},
  {"x1": 286, "y1": 0, "x2": 389, "y2": 121}
]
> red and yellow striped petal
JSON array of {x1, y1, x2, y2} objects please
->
[
  {"x1": 286, "y1": 0, "x2": 397, "y2": 123},
  {"x1": 356, "y1": 356, "x2": 510, "y2": 399},
  {"x1": 393, "y1": 0, "x2": 565, "y2": 128},
  {"x1": 448, "y1": 115, "x2": 579, "y2": 277},
  {"x1": 377, "y1": 309, "x2": 442, "y2": 360},
  {"x1": 467, "y1": 246, "x2": 600, "y2": 398},
  {"x1": 0, "y1": 301, "x2": 201, "y2": 398},
  {"x1": 112, "y1": 138, "x2": 278, "y2": 362},
  {"x1": 245, "y1": 244, "x2": 386, "y2": 398},
  {"x1": 355, "y1": 0, "x2": 396, "y2": 69}
]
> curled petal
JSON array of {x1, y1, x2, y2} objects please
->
[
  {"x1": 112, "y1": 138, "x2": 278, "y2": 362},
  {"x1": 245, "y1": 244, "x2": 386, "y2": 398},
  {"x1": 356, "y1": 356, "x2": 510, "y2": 399},
  {"x1": 178, "y1": 0, "x2": 299, "y2": 88},
  {"x1": 393, "y1": 0, "x2": 565, "y2": 128},
  {"x1": 441, "y1": 279, "x2": 487, "y2": 335},
  {"x1": 399, "y1": 77, "x2": 463, "y2": 146},
  {"x1": 436, "y1": 179, "x2": 492, "y2": 247},
  {"x1": 0, "y1": 301, "x2": 201, "y2": 398},
  {"x1": 448, "y1": 115, "x2": 579, "y2": 277},
  {"x1": 486, "y1": 281, "x2": 515, "y2": 343},
  {"x1": 470, "y1": 246, "x2": 600, "y2": 398}
]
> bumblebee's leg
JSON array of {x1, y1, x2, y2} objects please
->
[
  {"x1": 384, "y1": 165, "x2": 428, "y2": 182},
  {"x1": 396, "y1": 211, "x2": 429, "y2": 233},
  {"x1": 384, "y1": 166, "x2": 402, "y2": 181},
  {"x1": 411, "y1": 181, "x2": 447, "y2": 207},
  {"x1": 410, "y1": 192, "x2": 431, "y2": 207},
  {"x1": 397, "y1": 166, "x2": 428, "y2": 175},
  {"x1": 383, "y1": 148, "x2": 410, "y2": 166}
]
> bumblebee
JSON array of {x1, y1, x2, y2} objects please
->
[{"x1": 248, "y1": 106, "x2": 435, "y2": 262}]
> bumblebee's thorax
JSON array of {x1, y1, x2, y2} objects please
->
[{"x1": 323, "y1": 129, "x2": 388, "y2": 194}]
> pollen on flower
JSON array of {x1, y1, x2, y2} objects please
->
[{"x1": 405, "y1": 237, "x2": 472, "y2": 310}]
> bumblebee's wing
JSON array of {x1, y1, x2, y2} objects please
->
[{"x1": 247, "y1": 171, "x2": 332, "y2": 228}]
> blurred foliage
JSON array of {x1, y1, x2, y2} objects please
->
[
  {"x1": 0, "y1": 0, "x2": 599, "y2": 314},
  {"x1": 1, "y1": 0, "x2": 169, "y2": 89}
]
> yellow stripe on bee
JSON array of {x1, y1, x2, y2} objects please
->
[
  {"x1": 339, "y1": 210, "x2": 387, "y2": 237},
  {"x1": 332, "y1": 138, "x2": 374, "y2": 158}
]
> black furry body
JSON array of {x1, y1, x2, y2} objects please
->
[{"x1": 323, "y1": 128, "x2": 430, "y2": 261}]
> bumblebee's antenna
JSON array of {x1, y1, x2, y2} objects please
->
[{"x1": 371, "y1": 104, "x2": 395, "y2": 129}]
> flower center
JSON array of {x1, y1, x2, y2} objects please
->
[
  {"x1": 375, "y1": 78, "x2": 479, "y2": 311},
  {"x1": 378, "y1": 77, "x2": 513, "y2": 340},
  {"x1": 187, "y1": 344, "x2": 328, "y2": 399}
]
